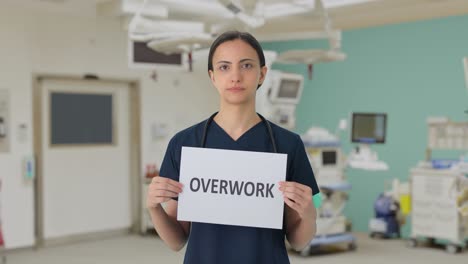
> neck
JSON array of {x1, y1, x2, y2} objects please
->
[{"x1": 214, "y1": 103, "x2": 261, "y2": 139}]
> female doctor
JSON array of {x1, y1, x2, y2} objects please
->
[{"x1": 146, "y1": 30, "x2": 319, "y2": 264}]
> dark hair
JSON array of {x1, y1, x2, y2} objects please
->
[{"x1": 208, "y1": 30, "x2": 266, "y2": 73}]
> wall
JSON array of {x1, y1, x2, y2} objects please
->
[
  {"x1": 263, "y1": 14, "x2": 468, "y2": 235},
  {"x1": 0, "y1": 6, "x2": 218, "y2": 249}
]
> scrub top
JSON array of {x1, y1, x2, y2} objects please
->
[{"x1": 159, "y1": 117, "x2": 320, "y2": 264}]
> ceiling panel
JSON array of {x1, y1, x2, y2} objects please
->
[{"x1": 2, "y1": 0, "x2": 468, "y2": 35}]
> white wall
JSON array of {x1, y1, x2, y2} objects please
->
[{"x1": 0, "y1": 6, "x2": 218, "y2": 249}]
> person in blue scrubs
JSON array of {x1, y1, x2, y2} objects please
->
[{"x1": 146, "y1": 30, "x2": 320, "y2": 264}]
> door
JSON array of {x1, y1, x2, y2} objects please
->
[{"x1": 35, "y1": 77, "x2": 138, "y2": 243}]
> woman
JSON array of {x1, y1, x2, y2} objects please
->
[{"x1": 147, "y1": 30, "x2": 319, "y2": 264}]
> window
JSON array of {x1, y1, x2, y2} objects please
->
[{"x1": 50, "y1": 92, "x2": 114, "y2": 145}]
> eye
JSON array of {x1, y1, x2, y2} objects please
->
[
  {"x1": 218, "y1": 64, "x2": 229, "y2": 71},
  {"x1": 242, "y1": 63, "x2": 253, "y2": 69}
]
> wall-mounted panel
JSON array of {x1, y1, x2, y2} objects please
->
[{"x1": 0, "y1": 90, "x2": 10, "y2": 152}]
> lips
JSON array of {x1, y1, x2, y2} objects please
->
[{"x1": 227, "y1": 87, "x2": 245, "y2": 91}]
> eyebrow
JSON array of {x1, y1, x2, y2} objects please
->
[{"x1": 215, "y1": 58, "x2": 256, "y2": 64}]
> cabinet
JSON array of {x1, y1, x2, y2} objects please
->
[
  {"x1": 411, "y1": 169, "x2": 464, "y2": 242},
  {"x1": 408, "y1": 118, "x2": 468, "y2": 253}
]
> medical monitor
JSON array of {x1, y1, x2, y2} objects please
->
[
  {"x1": 351, "y1": 113, "x2": 387, "y2": 144},
  {"x1": 322, "y1": 150, "x2": 337, "y2": 166},
  {"x1": 269, "y1": 72, "x2": 304, "y2": 104},
  {"x1": 128, "y1": 40, "x2": 187, "y2": 70}
]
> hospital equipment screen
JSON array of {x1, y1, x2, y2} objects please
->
[
  {"x1": 277, "y1": 79, "x2": 301, "y2": 99},
  {"x1": 322, "y1": 150, "x2": 337, "y2": 165},
  {"x1": 351, "y1": 113, "x2": 387, "y2": 144}
]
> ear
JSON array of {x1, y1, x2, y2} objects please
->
[
  {"x1": 259, "y1": 66, "x2": 268, "y2": 85},
  {"x1": 208, "y1": 70, "x2": 215, "y2": 83}
]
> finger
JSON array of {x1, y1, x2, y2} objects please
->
[
  {"x1": 280, "y1": 182, "x2": 311, "y2": 192},
  {"x1": 279, "y1": 181, "x2": 311, "y2": 193},
  {"x1": 151, "y1": 188, "x2": 179, "y2": 197},
  {"x1": 154, "y1": 190, "x2": 180, "y2": 198},
  {"x1": 150, "y1": 197, "x2": 171, "y2": 206},
  {"x1": 280, "y1": 186, "x2": 309, "y2": 202},
  {"x1": 279, "y1": 185, "x2": 306, "y2": 196},
  {"x1": 148, "y1": 188, "x2": 178, "y2": 197},
  {"x1": 281, "y1": 188, "x2": 312, "y2": 204},
  {"x1": 154, "y1": 176, "x2": 183, "y2": 189},
  {"x1": 283, "y1": 196, "x2": 301, "y2": 213},
  {"x1": 155, "y1": 198, "x2": 171, "y2": 204},
  {"x1": 154, "y1": 182, "x2": 183, "y2": 193},
  {"x1": 282, "y1": 191, "x2": 304, "y2": 207}
]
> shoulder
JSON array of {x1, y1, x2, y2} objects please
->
[
  {"x1": 268, "y1": 121, "x2": 303, "y2": 152},
  {"x1": 168, "y1": 120, "x2": 207, "y2": 149}
]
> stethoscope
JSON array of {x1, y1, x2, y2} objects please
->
[{"x1": 200, "y1": 112, "x2": 278, "y2": 153}]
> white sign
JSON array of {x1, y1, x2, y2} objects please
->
[{"x1": 178, "y1": 147, "x2": 287, "y2": 229}]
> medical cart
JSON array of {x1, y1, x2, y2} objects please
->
[
  {"x1": 369, "y1": 193, "x2": 402, "y2": 239},
  {"x1": 300, "y1": 138, "x2": 356, "y2": 255},
  {"x1": 369, "y1": 178, "x2": 410, "y2": 239},
  {"x1": 407, "y1": 118, "x2": 468, "y2": 253}
]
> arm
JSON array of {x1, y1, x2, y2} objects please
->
[
  {"x1": 147, "y1": 176, "x2": 191, "y2": 251},
  {"x1": 279, "y1": 181, "x2": 317, "y2": 251}
]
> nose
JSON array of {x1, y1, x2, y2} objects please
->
[{"x1": 230, "y1": 66, "x2": 241, "y2": 83}]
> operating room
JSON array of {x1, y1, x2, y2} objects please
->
[{"x1": 0, "y1": 0, "x2": 467, "y2": 263}]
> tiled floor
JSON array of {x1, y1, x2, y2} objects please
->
[{"x1": 5, "y1": 232, "x2": 467, "y2": 264}]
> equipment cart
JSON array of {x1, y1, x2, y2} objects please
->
[
  {"x1": 407, "y1": 118, "x2": 468, "y2": 253},
  {"x1": 407, "y1": 168, "x2": 468, "y2": 253},
  {"x1": 300, "y1": 182, "x2": 357, "y2": 256},
  {"x1": 300, "y1": 134, "x2": 357, "y2": 255}
]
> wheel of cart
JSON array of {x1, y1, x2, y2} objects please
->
[
  {"x1": 299, "y1": 245, "x2": 311, "y2": 257},
  {"x1": 299, "y1": 245, "x2": 320, "y2": 256},
  {"x1": 407, "y1": 236, "x2": 466, "y2": 253},
  {"x1": 370, "y1": 232, "x2": 387, "y2": 239},
  {"x1": 348, "y1": 241, "x2": 357, "y2": 251},
  {"x1": 445, "y1": 244, "x2": 462, "y2": 254},
  {"x1": 301, "y1": 233, "x2": 356, "y2": 255},
  {"x1": 426, "y1": 237, "x2": 436, "y2": 246},
  {"x1": 406, "y1": 238, "x2": 418, "y2": 248}
]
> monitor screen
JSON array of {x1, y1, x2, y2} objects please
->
[
  {"x1": 268, "y1": 72, "x2": 303, "y2": 104},
  {"x1": 128, "y1": 40, "x2": 186, "y2": 70},
  {"x1": 351, "y1": 113, "x2": 387, "y2": 144},
  {"x1": 133, "y1": 41, "x2": 182, "y2": 65},
  {"x1": 322, "y1": 150, "x2": 337, "y2": 165},
  {"x1": 277, "y1": 79, "x2": 301, "y2": 99}
]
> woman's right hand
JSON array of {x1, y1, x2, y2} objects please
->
[{"x1": 146, "y1": 176, "x2": 183, "y2": 209}]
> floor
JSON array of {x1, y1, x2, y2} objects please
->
[{"x1": 5, "y1": 232, "x2": 468, "y2": 264}]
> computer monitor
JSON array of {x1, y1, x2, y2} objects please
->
[
  {"x1": 351, "y1": 113, "x2": 387, "y2": 144},
  {"x1": 269, "y1": 72, "x2": 304, "y2": 104}
]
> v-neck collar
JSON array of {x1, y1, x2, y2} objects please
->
[{"x1": 212, "y1": 119, "x2": 263, "y2": 143}]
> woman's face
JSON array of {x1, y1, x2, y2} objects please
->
[{"x1": 209, "y1": 39, "x2": 267, "y2": 106}]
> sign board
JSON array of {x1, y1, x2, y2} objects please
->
[{"x1": 178, "y1": 147, "x2": 287, "y2": 229}]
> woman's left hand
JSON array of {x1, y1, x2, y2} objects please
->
[{"x1": 278, "y1": 181, "x2": 313, "y2": 218}]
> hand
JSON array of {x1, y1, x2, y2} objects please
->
[
  {"x1": 279, "y1": 181, "x2": 313, "y2": 219},
  {"x1": 146, "y1": 176, "x2": 183, "y2": 209}
]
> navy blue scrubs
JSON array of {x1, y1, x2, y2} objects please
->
[{"x1": 159, "y1": 117, "x2": 320, "y2": 264}]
